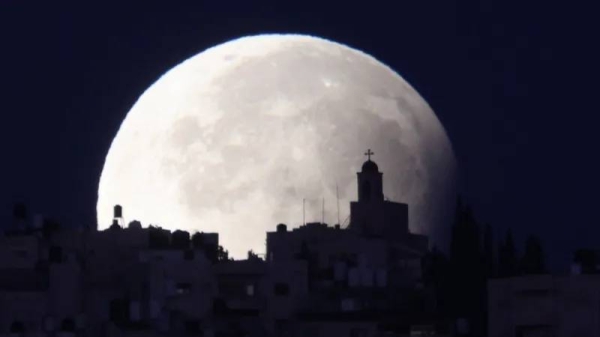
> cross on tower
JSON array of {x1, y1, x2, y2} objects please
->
[{"x1": 364, "y1": 149, "x2": 374, "y2": 161}]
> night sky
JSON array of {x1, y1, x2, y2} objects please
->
[{"x1": 1, "y1": 2, "x2": 598, "y2": 271}]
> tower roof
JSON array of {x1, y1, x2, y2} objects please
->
[
  {"x1": 361, "y1": 160, "x2": 379, "y2": 173},
  {"x1": 361, "y1": 149, "x2": 379, "y2": 173}
]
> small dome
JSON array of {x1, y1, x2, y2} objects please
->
[{"x1": 361, "y1": 160, "x2": 379, "y2": 173}]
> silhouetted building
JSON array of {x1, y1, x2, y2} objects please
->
[
  {"x1": 572, "y1": 249, "x2": 600, "y2": 274},
  {"x1": 0, "y1": 153, "x2": 447, "y2": 337},
  {"x1": 488, "y1": 273, "x2": 600, "y2": 337},
  {"x1": 264, "y1": 154, "x2": 435, "y2": 336},
  {"x1": 347, "y1": 151, "x2": 427, "y2": 250}
]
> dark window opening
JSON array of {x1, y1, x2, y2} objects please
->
[
  {"x1": 61, "y1": 318, "x2": 75, "y2": 332},
  {"x1": 274, "y1": 283, "x2": 290, "y2": 296},
  {"x1": 109, "y1": 299, "x2": 130, "y2": 324},
  {"x1": 176, "y1": 282, "x2": 192, "y2": 295},
  {"x1": 10, "y1": 321, "x2": 25, "y2": 333}
]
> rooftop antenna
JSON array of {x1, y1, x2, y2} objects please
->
[
  {"x1": 336, "y1": 183, "x2": 340, "y2": 226},
  {"x1": 322, "y1": 197, "x2": 325, "y2": 224},
  {"x1": 303, "y1": 198, "x2": 306, "y2": 226}
]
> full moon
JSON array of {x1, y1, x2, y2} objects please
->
[{"x1": 97, "y1": 34, "x2": 456, "y2": 258}]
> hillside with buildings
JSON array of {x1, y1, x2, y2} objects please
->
[{"x1": 1, "y1": 158, "x2": 599, "y2": 337}]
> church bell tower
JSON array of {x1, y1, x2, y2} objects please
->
[{"x1": 357, "y1": 149, "x2": 384, "y2": 203}]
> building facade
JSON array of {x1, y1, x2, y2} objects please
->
[
  {"x1": 488, "y1": 274, "x2": 600, "y2": 337},
  {"x1": 0, "y1": 156, "x2": 442, "y2": 337}
]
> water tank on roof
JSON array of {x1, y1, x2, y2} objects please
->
[
  {"x1": 114, "y1": 205, "x2": 122, "y2": 218},
  {"x1": 276, "y1": 224, "x2": 287, "y2": 233}
]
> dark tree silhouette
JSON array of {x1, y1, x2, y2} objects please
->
[
  {"x1": 171, "y1": 230, "x2": 190, "y2": 250},
  {"x1": 573, "y1": 249, "x2": 598, "y2": 274},
  {"x1": 519, "y1": 235, "x2": 546, "y2": 275},
  {"x1": 13, "y1": 202, "x2": 27, "y2": 220},
  {"x1": 422, "y1": 246, "x2": 451, "y2": 316},
  {"x1": 482, "y1": 223, "x2": 495, "y2": 278},
  {"x1": 217, "y1": 245, "x2": 229, "y2": 262},
  {"x1": 42, "y1": 218, "x2": 60, "y2": 238},
  {"x1": 498, "y1": 229, "x2": 518, "y2": 278},
  {"x1": 248, "y1": 250, "x2": 261, "y2": 261},
  {"x1": 448, "y1": 197, "x2": 487, "y2": 336}
]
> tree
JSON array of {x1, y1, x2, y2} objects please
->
[
  {"x1": 217, "y1": 245, "x2": 229, "y2": 262},
  {"x1": 422, "y1": 246, "x2": 451, "y2": 315},
  {"x1": 13, "y1": 202, "x2": 27, "y2": 220},
  {"x1": 448, "y1": 197, "x2": 487, "y2": 336},
  {"x1": 248, "y1": 250, "x2": 261, "y2": 261},
  {"x1": 498, "y1": 229, "x2": 517, "y2": 277},
  {"x1": 519, "y1": 235, "x2": 545, "y2": 275},
  {"x1": 449, "y1": 197, "x2": 465, "y2": 267},
  {"x1": 482, "y1": 224, "x2": 495, "y2": 278},
  {"x1": 42, "y1": 218, "x2": 60, "y2": 238},
  {"x1": 573, "y1": 249, "x2": 598, "y2": 274}
]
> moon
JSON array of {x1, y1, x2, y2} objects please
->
[{"x1": 97, "y1": 34, "x2": 456, "y2": 258}]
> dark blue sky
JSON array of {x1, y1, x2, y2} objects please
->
[{"x1": 0, "y1": 2, "x2": 598, "y2": 270}]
